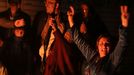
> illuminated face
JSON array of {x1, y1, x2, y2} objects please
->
[
  {"x1": 81, "y1": 4, "x2": 88, "y2": 18},
  {"x1": 14, "y1": 29, "x2": 24, "y2": 38},
  {"x1": 97, "y1": 37, "x2": 111, "y2": 58},
  {"x1": 45, "y1": 0, "x2": 56, "y2": 14}
]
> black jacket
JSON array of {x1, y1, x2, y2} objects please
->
[
  {"x1": 0, "y1": 8, "x2": 31, "y2": 41},
  {"x1": 71, "y1": 26, "x2": 127, "y2": 75}
]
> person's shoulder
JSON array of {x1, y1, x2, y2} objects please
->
[
  {"x1": 0, "y1": 9, "x2": 9, "y2": 17},
  {"x1": 0, "y1": 8, "x2": 9, "y2": 13},
  {"x1": 0, "y1": 10, "x2": 7, "y2": 14}
]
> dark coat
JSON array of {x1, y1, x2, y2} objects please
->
[
  {"x1": 44, "y1": 30, "x2": 82, "y2": 75},
  {"x1": 2, "y1": 37, "x2": 33, "y2": 75},
  {"x1": 32, "y1": 11, "x2": 83, "y2": 75},
  {"x1": 71, "y1": 26, "x2": 127, "y2": 75},
  {"x1": 0, "y1": 8, "x2": 31, "y2": 41}
]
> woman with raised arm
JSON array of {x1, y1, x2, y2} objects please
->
[{"x1": 66, "y1": 5, "x2": 128, "y2": 75}]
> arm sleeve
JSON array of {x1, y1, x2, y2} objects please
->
[
  {"x1": 0, "y1": 18, "x2": 14, "y2": 28},
  {"x1": 110, "y1": 25, "x2": 128, "y2": 66},
  {"x1": 71, "y1": 26, "x2": 96, "y2": 61}
]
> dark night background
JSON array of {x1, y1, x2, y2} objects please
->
[{"x1": 0, "y1": 0, "x2": 134, "y2": 74}]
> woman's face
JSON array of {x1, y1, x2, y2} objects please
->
[
  {"x1": 81, "y1": 4, "x2": 88, "y2": 18},
  {"x1": 97, "y1": 37, "x2": 111, "y2": 58}
]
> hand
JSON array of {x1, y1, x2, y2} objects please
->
[
  {"x1": 64, "y1": 31, "x2": 73, "y2": 43},
  {"x1": 120, "y1": 5, "x2": 129, "y2": 28},
  {"x1": 14, "y1": 29, "x2": 24, "y2": 38},
  {"x1": 48, "y1": 17, "x2": 57, "y2": 32},
  {"x1": 67, "y1": 6, "x2": 75, "y2": 28},
  {"x1": 15, "y1": 19, "x2": 25, "y2": 27}
]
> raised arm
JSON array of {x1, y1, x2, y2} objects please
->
[
  {"x1": 0, "y1": 17, "x2": 25, "y2": 29},
  {"x1": 67, "y1": 6, "x2": 96, "y2": 61},
  {"x1": 111, "y1": 5, "x2": 128, "y2": 66}
]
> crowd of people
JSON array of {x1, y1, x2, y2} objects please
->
[{"x1": 0, "y1": 0, "x2": 128, "y2": 75}]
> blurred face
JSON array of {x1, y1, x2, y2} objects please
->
[
  {"x1": 45, "y1": 0, "x2": 56, "y2": 14},
  {"x1": 9, "y1": 3, "x2": 19, "y2": 16},
  {"x1": 80, "y1": 22, "x2": 87, "y2": 34},
  {"x1": 97, "y1": 37, "x2": 111, "y2": 58},
  {"x1": 81, "y1": 4, "x2": 88, "y2": 18},
  {"x1": 14, "y1": 29, "x2": 24, "y2": 38}
]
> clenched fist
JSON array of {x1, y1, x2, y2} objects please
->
[{"x1": 14, "y1": 19, "x2": 25, "y2": 27}]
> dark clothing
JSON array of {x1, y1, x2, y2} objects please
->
[
  {"x1": 32, "y1": 11, "x2": 48, "y2": 75},
  {"x1": 71, "y1": 25, "x2": 127, "y2": 75},
  {"x1": 32, "y1": 11, "x2": 82, "y2": 75},
  {"x1": 32, "y1": 11, "x2": 48, "y2": 56},
  {"x1": 44, "y1": 30, "x2": 76, "y2": 75},
  {"x1": 0, "y1": 8, "x2": 32, "y2": 75},
  {"x1": 0, "y1": 8, "x2": 31, "y2": 41},
  {"x1": 2, "y1": 37, "x2": 33, "y2": 75}
]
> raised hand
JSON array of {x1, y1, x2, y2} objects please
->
[
  {"x1": 14, "y1": 19, "x2": 25, "y2": 27},
  {"x1": 67, "y1": 6, "x2": 75, "y2": 28},
  {"x1": 48, "y1": 17, "x2": 57, "y2": 32},
  {"x1": 120, "y1": 5, "x2": 129, "y2": 28}
]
